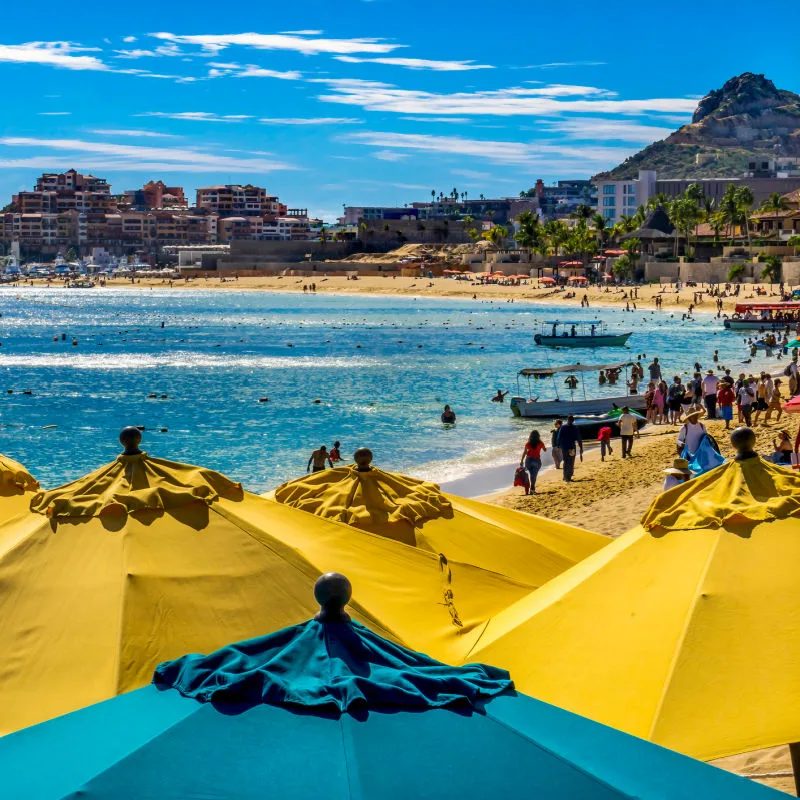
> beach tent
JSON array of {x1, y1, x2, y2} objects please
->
[
  {"x1": 272, "y1": 452, "x2": 608, "y2": 587},
  {"x1": 0, "y1": 430, "x2": 530, "y2": 736},
  {"x1": 0, "y1": 454, "x2": 38, "y2": 524},
  {"x1": 464, "y1": 436, "x2": 800, "y2": 763},
  {"x1": 0, "y1": 575, "x2": 779, "y2": 800}
]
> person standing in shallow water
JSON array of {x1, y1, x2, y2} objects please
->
[
  {"x1": 441, "y1": 405, "x2": 456, "y2": 423},
  {"x1": 519, "y1": 430, "x2": 547, "y2": 495},
  {"x1": 307, "y1": 445, "x2": 333, "y2": 473}
]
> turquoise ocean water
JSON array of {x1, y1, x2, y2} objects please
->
[{"x1": 0, "y1": 288, "x2": 777, "y2": 491}]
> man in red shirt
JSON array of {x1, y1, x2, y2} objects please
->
[{"x1": 717, "y1": 379, "x2": 736, "y2": 430}]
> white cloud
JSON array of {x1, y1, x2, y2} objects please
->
[
  {"x1": 258, "y1": 117, "x2": 363, "y2": 125},
  {"x1": 0, "y1": 41, "x2": 107, "y2": 71},
  {"x1": 151, "y1": 31, "x2": 403, "y2": 56},
  {"x1": 122, "y1": 36, "x2": 137, "y2": 43},
  {"x1": 401, "y1": 116, "x2": 472, "y2": 124},
  {"x1": 316, "y1": 80, "x2": 698, "y2": 117},
  {"x1": 451, "y1": 169, "x2": 492, "y2": 180},
  {"x1": 373, "y1": 150, "x2": 409, "y2": 161},
  {"x1": 539, "y1": 118, "x2": 674, "y2": 142},
  {"x1": 89, "y1": 128, "x2": 180, "y2": 138},
  {"x1": 206, "y1": 62, "x2": 302, "y2": 80},
  {"x1": 280, "y1": 30, "x2": 324, "y2": 35},
  {"x1": 521, "y1": 61, "x2": 606, "y2": 69},
  {"x1": 345, "y1": 131, "x2": 633, "y2": 170},
  {"x1": 136, "y1": 111, "x2": 253, "y2": 122},
  {"x1": 0, "y1": 136, "x2": 296, "y2": 173},
  {"x1": 334, "y1": 56, "x2": 493, "y2": 71},
  {"x1": 38, "y1": 111, "x2": 72, "y2": 116}
]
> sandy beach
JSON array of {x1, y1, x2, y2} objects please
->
[{"x1": 15, "y1": 274, "x2": 792, "y2": 314}]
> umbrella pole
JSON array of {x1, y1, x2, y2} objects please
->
[{"x1": 789, "y1": 741, "x2": 800, "y2": 796}]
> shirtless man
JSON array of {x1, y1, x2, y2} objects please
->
[{"x1": 307, "y1": 445, "x2": 333, "y2": 473}]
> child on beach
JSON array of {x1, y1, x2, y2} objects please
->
[{"x1": 597, "y1": 425, "x2": 613, "y2": 461}]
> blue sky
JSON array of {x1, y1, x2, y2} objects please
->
[{"x1": 1, "y1": 0, "x2": 798, "y2": 221}]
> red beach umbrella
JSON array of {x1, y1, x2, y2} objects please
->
[
  {"x1": 538, "y1": 277, "x2": 555, "y2": 284},
  {"x1": 783, "y1": 396, "x2": 800, "y2": 414}
]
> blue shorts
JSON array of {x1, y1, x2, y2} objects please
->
[{"x1": 720, "y1": 405, "x2": 733, "y2": 421}]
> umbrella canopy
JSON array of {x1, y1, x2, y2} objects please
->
[
  {"x1": 0, "y1": 574, "x2": 778, "y2": 800},
  {"x1": 783, "y1": 395, "x2": 800, "y2": 413},
  {"x1": 787, "y1": 339, "x2": 800, "y2": 348},
  {"x1": 0, "y1": 430, "x2": 530, "y2": 736},
  {"x1": 273, "y1": 450, "x2": 608, "y2": 587},
  {"x1": 466, "y1": 437, "x2": 800, "y2": 761},
  {"x1": 538, "y1": 276, "x2": 555, "y2": 283},
  {"x1": 0, "y1": 454, "x2": 38, "y2": 524}
]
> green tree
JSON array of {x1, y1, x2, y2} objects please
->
[
  {"x1": 567, "y1": 219, "x2": 598, "y2": 262},
  {"x1": 646, "y1": 192, "x2": 670, "y2": 211},
  {"x1": 760, "y1": 255, "x2": 781, "y2": 287},
  {"x1": 623, "y1": 237, "x2": 641, "y2": 269},
  {"x1": 719, "y1": 184, "x2": 740, "y2": 244},
  {"x1": 612, "y1": 254, "x2": 634, "y2": 280},
  {"x1": 633, "y1": 205, "x2": 647, "y2": 228},
  {"x1": 727, "y1": 263, "x2": 745, "y2": 282},
  {"x1": 734, "y1": 186, "x2": 754, "y2": 248},
  {"x1": 482, "y1": 225, "x2": 508, "y2": 249},
  {"x1": 319, "y1": 227, "x2": 328, "y2": 245},
  {"x1": 668, "y1": 197, "x2": 703, "y2": 258},
  {"x1": 64, "y1": 247, "x2": 78, "y2": 262},
  {"x1": 592, "y1": 213, "x2": 608, "y2": 247},
  {"x1": 571, "y1": 204, "x2": 593, "y2": 221},
  {"x1": 759, "y1": 192, "x2": 789, "y2": 213},
  {"x1": 788, "y1": 235, "x2": 800, "y2": 256},
  {"x1": 708, "y1": 211, "x2": 726, "y2": 245},
  {"x1": 467, "y1": 228, "x2": 480, "y2": 242},
  {"x1": 543, "y1": 220, "x2": 569, "y2": 255},
  {"x1": 684, "y1": 183, "x2": 704, "y2": 205},
  {"x1": 515, "y1": 211, "x2": 542, "y2": 261}
]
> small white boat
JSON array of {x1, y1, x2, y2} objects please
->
[
  {"x1": 534, "y1": 320, "x2": 632, "y2": 348},
  {"x1": 510, "y1": 361, "x2": 646, "y2": 419}
]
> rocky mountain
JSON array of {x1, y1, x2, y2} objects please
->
[{"x1": 595, "y1": 73, "x2": 800, "y2": 180}]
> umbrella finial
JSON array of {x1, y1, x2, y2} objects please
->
[
  {"x1": 314, "y1": 572, "x2": 352, "y2": 623},
  {"x1": 730, "y1": 426, "x2": 757, "y2": 461},
  {"x1": 353, "y1": 448, "x2": 373, "y2": 472},
  {"x1": 119, "y1": 426, "x2": 143, "y2": 456}
]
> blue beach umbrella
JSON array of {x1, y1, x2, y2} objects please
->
[{"x1": 0, "y1": 574, "x2": 780, "y2": 800}]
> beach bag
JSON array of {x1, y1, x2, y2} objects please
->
[
  {"x1": 682, "y1": 434, "x2": 725, "y2": 476},
  {"x1": 513, "y1": 467, "x2": 530, "y2": 488}
]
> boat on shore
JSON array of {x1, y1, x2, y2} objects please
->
[
  {"x1": 510, "y1": 362, "x2": 646, "y2": 419},
  {"x1": 534, "y1": 320, "x2": 632, "y2": 348},
  {"x1": 571, "y1": 409, "x2": 648, "y2": 440}
]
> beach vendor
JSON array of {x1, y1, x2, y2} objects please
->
[
  {"x1": 663, "y1": 457, "x2": 691, "y2": 491},
  {"x1": 676, "y1": 409, "x2": 707, "y2": 456}
]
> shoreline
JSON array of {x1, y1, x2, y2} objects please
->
[{"x1": 4, "y1": 275, "x2": 792, "y2": 314}]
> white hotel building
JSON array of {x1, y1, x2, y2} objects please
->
[{"x1": 596, "y1": 170, "x2": 656, "y2": 225}]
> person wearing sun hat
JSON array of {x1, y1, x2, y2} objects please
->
[
  {"x1": 676, "y1": 407, "x2": 706, "y2": 456},
  {"x1": 662, "y1": 457, "x2": 692, "y2": 491}
]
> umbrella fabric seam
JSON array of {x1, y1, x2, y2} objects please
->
[{"x1": 645, "y1": 531, "x2": 723, "y2": 742}]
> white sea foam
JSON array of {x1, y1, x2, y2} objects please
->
[{"x1": 0, "y1": 353, "x2": 387, "y2": 370}]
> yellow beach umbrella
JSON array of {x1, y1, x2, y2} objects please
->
[
  {"x1": 465, "y1": 431, "x2": 800, "y2": 762},
  {"x1": 0, "y1": 429, "x2": 529, "y2": 736},
  {"x1": 0, "y1": 453, "x2": 39, "y2": 523},
  {"x1": 273, "y1": 449, "x2": 608, "y2": 587}
]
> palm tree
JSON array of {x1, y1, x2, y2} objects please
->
[
  {"x1": 760, "y1": 256, "x2": 781, "y2": 288},
  {"x1": 759, "y1": 192, "x2": 789, "y2": 213},
  {"x1": 646, "y1": 192, "x2": 670, "y2": 211},
  {"x1": 623, "y1": 237, "x2": 641, "y2": 270},
  {"x1": 572, "y1": 204, "x2": 593, "y2": 222},
  {"x1": 719, "y1": 184, "x2": 740, "y2": 244},
  {"x1": 684, "y1": 183, "x2": 705, "y2": 205},
  {"x1": 482, "y1": 225, "x2": 508, "y2": 250},
  {"x1": 734, "y1": 186, "x2": 754, "y2": 248},
  {"x1": 515, "y1": 211, "x2": 542, "y2": 262},
  {"x1": 708, "y1": 211, "x2": 725, "y2": 245},
  {"x1": 543, "y1": 220, "x2": 569, "y2": 256},
  {"x1": 727, "y1": 263, "x2": 745, "y2": 282},
  {"x1": 592, "y1": 213, "x2": 608, "y2": 247},
  {"x1": 633, "y1": 205, "x2": 647, "y2": 228},
  {"x1": 431, "y1": 190, "x2": 436, "y2": 202},
  {"x1": 319, "y1": 226, "x2": 328, "y2": 245},
  {"x1": 668, "y1": 197, "x2": 703, "y2": 258},
  {"x1": 788, "y1": 235, "x2": 800, "y2": 256},
  {"x1": 467, "y1": 228, "x2": 480, "y2": 242},
  {"x1": 619, "y1": 214, "x2": 636, "y2": 233},
  {"x1": 612, "y1": 254, "x2": 634, "y2": 281}
]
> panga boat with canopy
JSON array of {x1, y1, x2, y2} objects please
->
[
  {"x1": 534, "y1": 320, "x2": 632, "y2": 348},
  {"x1": 510, "y1": 362, "x2": 646, "y2": 418},
  {"x1": 724, "y1": 302, "x2": 800, "y2": 331}
]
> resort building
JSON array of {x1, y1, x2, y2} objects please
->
[
  {"x1": 524, "y1": 179, "x2": 597, "y2": 220},
  {"x1": 596, "y1": 169, "x2": 800, "y2": 223},
  {"x1": 121, "y1": 181, "x2": 188, "y2": 211},
  {"x1": 596, "y1": 170, "x2": 657, "y2": 224},
  {"x1": 195, "y1": 185, "x2": 285, "y2": 218},
  {"x1": 342, "y1": 207, "x2": 420, "y2": 225},
  {"x1": 750, "y1": 189, "x2": 800, "y2": 241}
]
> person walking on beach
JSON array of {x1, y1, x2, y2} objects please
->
[
  {"x1": 654, "y1": 380, "x2": 668, "y2": 424},
  {"x1": 737, "y1": 378, "x2": 756, "y2": 427},
  {"x1": 329, "y1": 441, "x2": 342, "y2": 463},
  {"x1": 519, "y1": 430, "x2": 547, "y2": 495},
  {"x1": 618, "y1": 406, "x2": 640, "y2": 458},
  {"x1": 717, "y1": 378, "x2": 736, "y2": 430},
  {"x1": 307, "y1": 445, "x2": 333, "y2": 473},
  {"x1": 441, "y1": 405, "x2": 457, "y2": 424},
  {"x1": 752, "y1": 373, "x2": 773, "y2": 426},
  {"x1": 702, "y1": 369, "x2": 719, "y2": 419},
  {"x1": 550, "y1": 418, "x2": 563, "y2": 469},
  {"x1": 765, "y1": 378, "x2": 784, "y2": 424},
  {"x1": 667, "y1": 376, "x2": 685, "y2": 425},
  {"x1": 597, "y1": 424, "x2": 613, "y2": 462},
  {"x1": 555, "y1": 415, "x2": 582, "y2": 482}
]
